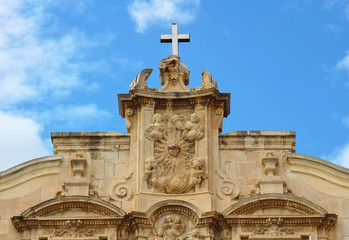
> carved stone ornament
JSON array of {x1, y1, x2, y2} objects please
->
[
  {"x1": 149, "y1": 214, "x2": 204, "y2": 240},
  {"x1": 129, "y1": 68, "x2": 153, "y2": 91},
  {"x1": 70, "y1": 157, "x2": 87, "y2": 178},
  {"x1": 144, "y1": 113, "x2": 206, "y2": 194},
  {"x1": 250, "y1": 218, "x2": 295, "y2": 237},
  {"x1": 262, "y1": 152, "x2": 278, "y2": 177},
  {"x1": 158, "y1": 55, "x2": 190, "y2": 92},
  {"x1": 215, "y1": 170, "x2": 240, "y2": 200}
]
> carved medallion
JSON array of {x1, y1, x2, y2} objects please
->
[
  {"x1": 149, "y1": 214, "x2": 204, "y2": 240},
  {"x1": 144, "y1": 113, "x2": 206, "y2": 194}
]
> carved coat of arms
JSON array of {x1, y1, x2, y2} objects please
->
[{"x1": 144, "y1": 113, "x2": 207, "y2": 194}]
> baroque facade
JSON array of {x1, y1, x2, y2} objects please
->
[{"x1": 1, "y1": 53, "x2": 349, "y2": 239}]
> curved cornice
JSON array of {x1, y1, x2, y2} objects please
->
[
  {"x1": 0, "y1": 155, "x2": 62, "y2": 192},
  {"x1": 222, "y1": 193, "x2": 328, "y2": 216},
  {"x1": 146, "y1": 199, "x2": 203, "y2": 220},
  {"x1": 287, "y1": 153, "x2": 349, "y2": 189},
  {"x1": 20, "y1": 195, "x2": 126, "y2": 217}
]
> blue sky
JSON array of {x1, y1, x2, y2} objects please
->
[{"x1": 1, "y1": 0, "x2": 349, "y2": 171}]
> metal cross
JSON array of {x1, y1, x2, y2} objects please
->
[{"x1": 160, "y1": 23, "x2": 190, "y2": 56}]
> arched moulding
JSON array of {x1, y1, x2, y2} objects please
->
[
  {"x1": 146, "y1": 199, "x2": 202, "y2": 224},
  {"x1": 110, "y1": 181, "x2": 133, "y2": 201},
  {"x1": 222, "y1": 193, "x2": 329, "y2": 216},
  {"x1": 215, "y1": 170, "x2": 240, "y2": 200}
]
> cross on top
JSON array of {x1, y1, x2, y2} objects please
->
[{"x1": 160, "y1": 23, "x2": 190, "y2": 56}]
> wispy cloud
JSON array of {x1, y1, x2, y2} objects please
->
[
  {"x1": 323, "y1": 0, "x2": 349, "y2": 21},
  {"x1": 0, "y1": 111, "x2": 51, "y2": 171},
  {"x1": 324, "y1": 115, "x2": 349, "y2": 168},
  {"x1": 325, "y1": 143, "x2": 349, "y2": 168},
  {"x1": 35, "y1": 104, "x2": 111, "y2": 130},
  {"x1": 336, "y1": 51, "x2": 349, "y2": 71},
  {"x1": 0, "y1": 0, "x2": 114, "y2": 170},
  {"x1": 342, "y1": 116, "x2": 349, "y2": 127},
  {"x1": 128, "y1": 0, "x2": 200, "y2": 33},
  {"x1": 0, "y1": 0, "x2": 108, "y2": 107},
  {"x1": 324, "y1": 23, "x2": 342, "y2": 34},
  {"x1": 335, "y1": 50, "x2": 349, "y2": 86}
]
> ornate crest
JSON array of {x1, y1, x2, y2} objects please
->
[{"x1": 144, "y1": 113, "x2": 207, "y2": 194}]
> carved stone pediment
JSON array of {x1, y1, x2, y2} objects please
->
[
  {"x1": 12, "y1": 196, "x2": 125, "y2": 233},
  {"x1": 222, "y1": 194, "x2": 337, "y2": 240},
  {"x1": 222, "y1": 194, "x2": 328, "y2": 216},
  {"x1": 144, "y1": 113, "x2": 206, "y2": 194}
]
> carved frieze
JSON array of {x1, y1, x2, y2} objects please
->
[
  {"x1": 144, "y1": 113, "x2": 207, "y2": 194},
  {"x1": 250, "y1": 218, "x2": 295, "y2": 237}
]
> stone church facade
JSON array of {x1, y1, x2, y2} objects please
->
[{"x1": 1, "y1": 51, "x2": 349, "y2": 239}]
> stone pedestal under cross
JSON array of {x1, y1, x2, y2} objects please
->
[{"x1": 160, "y1": 23, "x2": 190, "y2": 56}]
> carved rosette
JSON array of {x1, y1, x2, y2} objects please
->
[{"x1": 144, "y1": 113, "x2": 206, "y2": 194}]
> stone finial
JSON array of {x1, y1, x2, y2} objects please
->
[
  {"x1": 262, "y1": 152, "x2": 278, "y2": 177},
  {"x1": 201, "y1": 70, "x2": 218, "y2": 90},
  {"x1": 70, "y1": 157, "x2": 87, "y2": 178},
  {"x1": 158, "y1": 55, "x2": 190, "y2": 92}
]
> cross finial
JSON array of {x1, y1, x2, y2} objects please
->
[{"x1": 160, "y1": 23, "x2": 190, "y2": 56}]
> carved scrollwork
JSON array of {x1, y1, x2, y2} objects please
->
[
  {"x1": 216, "y1": 180, "x2": 240, "y2": 200},
  {"x1": 129, "y1": 68, "x2": 153, "y2": 91},
  {"x1": 215, "y1": 170, "x2": 240, "y2": 200},
  {"x1": 215, "y1": 108, "x2": 224, "y2": 132},
  {"x1": 201, "y1": 70, "x2": 218, "y2": 90},
  {"x1": 89, "y1": 181, "x2": 100, "y2": 198},
  {"x1": 144, "y1": 113, "x2": 206, "y2": 194},
  {"x1": 125, "y1": 108, "x2": 134, "y2": 133},
  {"x1": 55, "y1": 185, "x2": 67, "y2": 198},
  {"x1": 54, "y1": 228, "x2": 98, "y2": 238},
  {"x1": 110, "y1": 181, "x2": 133, "y2": 201}
]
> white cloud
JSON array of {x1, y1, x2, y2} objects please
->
[
  {"x1": 323, "y1": 0, "x2": 349, "y2": 21},
  {"x1": 0, "y1": 0, "x2": 105, "y2": 107},
  {"x1": 40, "y1": 104, "x2": 111, "y2": 129},
  {"x1": 0, "y1": 111, "x2": 51, "y2": 172},
  {"x1": 336, "y1": 51, "x2": 349, "y2": 71},
  {"x1": 325, "y1": 143, "x2": 349, "y2": 168},
  {"x1": 333, "y1": 50, "x2": 349, "y2": 86},
  {"x1": 0, "y1": 0, "x2": 113, "y2": 171},
  {"x1": 128, "y1": 0, "x2": 200, "y2": 33}
]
